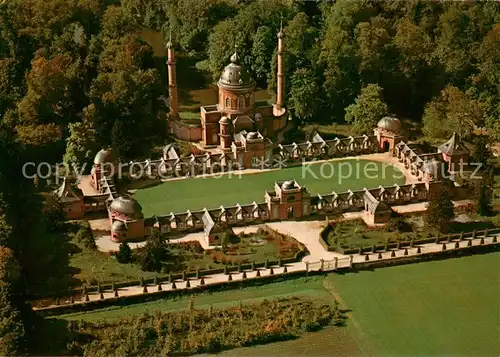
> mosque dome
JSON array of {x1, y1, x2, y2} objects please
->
[
  {"x1": 282, "y1": 180, "x2": 297, "y2": 190},
  {"x1": 111, "y1": 220, "x2": 127, "y2": 232},
  {"x1": 109, "y1": 195, "x2": 143, "y2": 218},
  {"x1": 377, "y1": 116, "x2": 401, "y2": 133},
  {"x1": 94, "y1": 148, "x2": 118, "y2": 165},
  {"x1": 218, "y1": 49, "x2": 255, "y2": 89}
]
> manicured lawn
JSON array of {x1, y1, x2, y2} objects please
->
[
  {"x1": 328, "y1": 252, "x2": 500, "y2": 356},
  {"x1": 133, "y1": 159, "x2": 405, "y2": 217}
]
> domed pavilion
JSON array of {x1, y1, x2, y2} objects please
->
[
  {"x1": 374, "y1": 116, "x2": 404, "y2": 153},
  {"x1": 109, "y1": 194, "x2": 145, "y2": 242},
  {"x1": 91, "y1": 148, "x2": 119, "y2": 191}
]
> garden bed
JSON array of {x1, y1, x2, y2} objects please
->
[{"x1": 320, "y1": 216, "x2": 497, "y2": 254}]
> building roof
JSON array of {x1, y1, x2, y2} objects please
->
[
  {"x1": 281, "y1": 180, "x2": 297, "y2": 190},
  {"x1": 437, "y1": 132, "x2": 469, "y2": 156},
  {"x1": 111, "y1": 220, "x2": 127, "y2": 232},
  {"x1": 219, "y1": 116, "x2": 231, "y2": 124},
  {"x1": 94, "y1": 148, "x2": 118, "y2": 165},
  {"x1": 218, "y1": 48, "x2": 255, "y2": 89},
  {"x1": 109, "y1": 195, "x2": 143, "y2": 217},
  {"x1": 53, "y1": 178, "x2": 81, "y2": 203},
  {"x1": 363, "y1": 190, "x2": 391, "y2": 214},
  {"x1": 377, "y1": 116, "x2": 401, "y2": 133}
]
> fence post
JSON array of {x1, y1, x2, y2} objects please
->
[
  {"x1": 349, "y1": 255, "x2": 353, "y2": 268},
  {"x1": 334, "y1": 257, "x2": 338, "y2": 270},
  {"x1": 472, "y1": 230, "x2": 476, "y2": 239},
  {"x1": 305, "y1": 261, "x2": 309, "y2": 274},
  {"x1": 320, "y1": 259, "x2": 324, "y2": 272}
]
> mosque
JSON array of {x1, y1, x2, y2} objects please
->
[
  {"x1": 50, "y1": 24, "x2": 473, "y2": 244},
  {"x1": 166, "y1": 26, "x2": 287, "y2": 167}
]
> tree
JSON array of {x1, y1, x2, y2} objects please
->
[
  {"x1": 422, "y1": 86, "x2": 485, "y2": 139},
  {"x1": 471, "y1": 135, "x2": 493, "y2": 171},
  {"x1": 427, "y1": 188, "x2": 455, "y2": 232},
  {"x1": 288, "y1": 68, "x2": 321, "y2": 123},
  {"x1": 0, "y1": 246, "x2": 26, "y2": 356},
  {"x1": 344, "y1": 83, "x2": 388, "y2": 134},
  {"x1": 251, "y1": 26, "x2": 274, "y2": 86},
  {"x1": 63, "y1": 106, "x2": 99, "y2": 173},
  {"x1": 139, "y1": 230, "x2": 168, "y2": 272},
  {"x1": 116, "y1": 242, "x2": 132, "y2": 264},
  {"x1": 41, "y1": 195, "x2": 66, "y2": 232},
  {"x1": 476, "y1": 183, "x2": 493, "y2": 217}
]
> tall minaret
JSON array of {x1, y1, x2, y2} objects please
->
[
  {"x1": 167, "y1": 31, "x2": 179, "y2": 118},
  {"x1": 273, "y1": 18, "x2": 286, "y2": 117}
]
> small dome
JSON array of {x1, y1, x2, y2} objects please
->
[
  {"x1": 111, "y1": 220, "x2": 127, "y2": 232},
  {"x1": 218, "y1": 49, "x2": 255, "y2": 88},
  {"x1": 247, "y1": 132, "x2": 258, "y2": 139},
  {"x1": 254, "y1": 112, "x2": 263, "y2": 121},
  {"x1": 219, "y1": 116, "x2": 230, "y2": 124},
  {"x1": 109, "y1": 195, "x2": 143, "y2": 218},
  {"x1": 94, "y1": 148, "x2": 118, "y2": 165},
  {"x1": 377, "y1": 116, "x2": 401, "y2": 133},
  {"x1": 282, "y1": 180, "x2": 296, "y2": 190}
]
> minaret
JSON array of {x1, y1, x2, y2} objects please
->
[
  {"x1": 167, "y1": 31, "x2": 179, "y2": 118},
  {"x1": 273, "y1": 18, "x2": 286, "y2": 117}
]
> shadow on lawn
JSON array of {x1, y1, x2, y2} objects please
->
[{"x1": 28, "y1": 222, "x2": 83, "y2": 298}]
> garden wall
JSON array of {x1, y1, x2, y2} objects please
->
[{"x1": 36, "y1": 236, "x2": 499, "y2": 317}]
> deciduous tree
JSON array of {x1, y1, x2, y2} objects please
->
[
  {"x1": 427, "y1": 188, "x2": 455, "y2": 232},
  {"x1": 344, "y1": 83, "x2": 388, "y2": 134}
]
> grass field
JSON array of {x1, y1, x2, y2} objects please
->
[
  {"x1": 133, "y1": 159, "x2": 405, "y2": 217},
  {"x1": 57, "y1": 252, "x2": 500, "y2": 356},
  {"x1": 328, "y1": 251, "x2": 500, "y2": 357}
]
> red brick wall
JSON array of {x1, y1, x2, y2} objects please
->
[{"x1": 170, "y1": 120, "x2": 202, "y2": 142}]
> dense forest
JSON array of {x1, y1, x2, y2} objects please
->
[
  {"x1": 0, "y1": 0, "x2": 499, "y2": 165},
  {"x1": 0, "y1": 0, "x2": 499, "y2": 354}
]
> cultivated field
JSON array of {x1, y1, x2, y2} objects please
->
[{"x1": 133, "y1": 159, "x2": 404, "y2": 217}]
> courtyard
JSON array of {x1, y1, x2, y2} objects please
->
[{"x1": 133, "y1": 156, "x2": 406, "y2": 217}]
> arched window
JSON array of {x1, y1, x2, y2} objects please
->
[
  {"x1": 225, "y1": 97, "x2": 231, "y2": 108},
  {"x1": 238, "y1": 95, "x2": 245, "y2": 108}
]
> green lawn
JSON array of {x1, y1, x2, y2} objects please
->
[
  {"x1": 328, "y1": 252, "x2": 500, "y2": 357},
  {"x1": 133, "y1": 159, "x2": 405, "y2": 217}
]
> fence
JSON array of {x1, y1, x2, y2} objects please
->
[{"x1": 33, "y1": 228, "x2": 499, "y2": 315}]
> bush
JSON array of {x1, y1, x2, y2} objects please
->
[
  {"x1": 492, "y1": 214, "x2": 500, "y2": 227},
  {"x1": 75, "y1": 222, "x2": 96, "y2": 250},
  {"x1": 116, "y1": 242, "x2": 132, "y2": 264}
]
